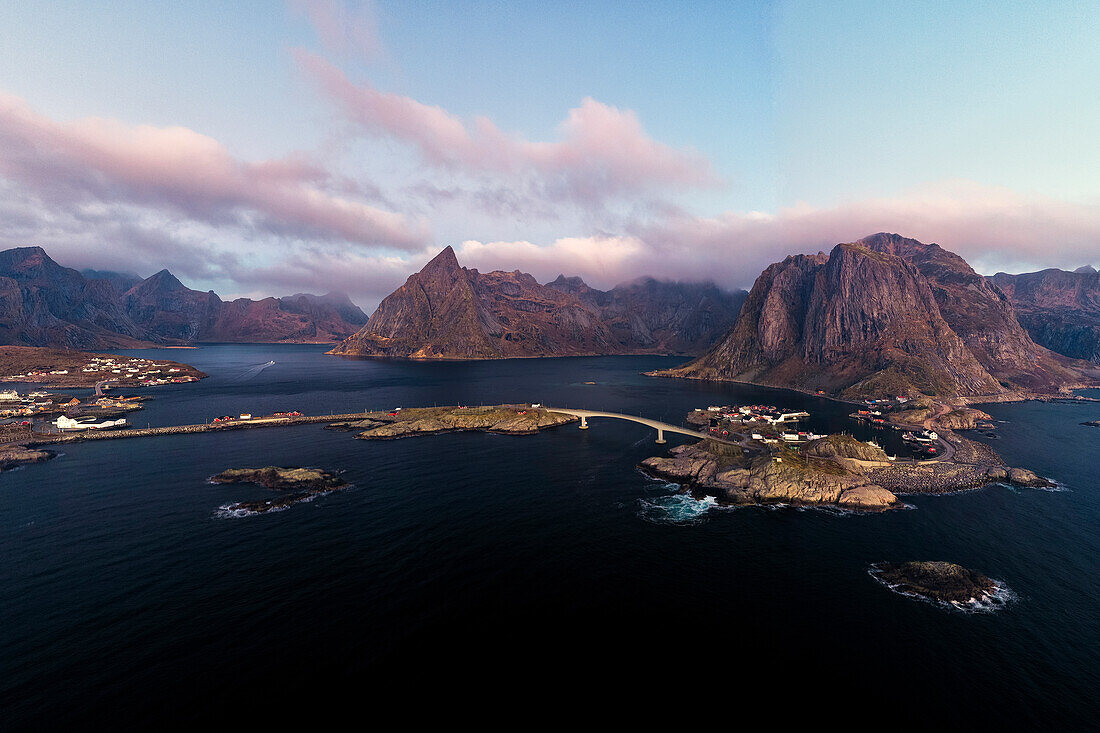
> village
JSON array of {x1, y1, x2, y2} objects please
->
[
  {"x1": 689, "y1": 404, "x2": 826, "y2": 444},
  {"x1": 0, "y1": 387, "x2": 150, "y2": 430},
  {"x1": 0, "y1": 354, "x2": 201, "y2": 388},
  {"x1": 686, "y1": 401, "x2": 945, "y2": 461}
]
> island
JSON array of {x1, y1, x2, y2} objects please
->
[
  {"x1": 641, "y1": 401, "x2": 1056, "y2": 511},
  {"x1": 870, "y1": 561, "x2": 1007, "y2": 607},
  {"x1": 328, "y1": 405, "x2": 577, "y2": 438},
  {"x1": 211, "y1": 466, "x2": 349, "y2": 515}
]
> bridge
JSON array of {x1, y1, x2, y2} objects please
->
[{"x1": 543, "y1": 407, "x2": 727, "y2": 444}]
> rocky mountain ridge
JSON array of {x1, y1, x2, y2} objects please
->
[
  {"x1": 660, "y1": 234, "x2": 1084, "y2": 399},
  {"x1": 0, "y1": 246, "x2": 368, "y2": 347},
  {"x1": 329, "y1": 246, "x2": 746, "y2": 359},
  {"x1": 989, "y1": 266, "x2": 1100, "y2": 363}
]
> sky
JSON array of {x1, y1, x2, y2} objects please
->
[{"x1": 0, "y1": 0, "x2": 1098, "y2": 310}]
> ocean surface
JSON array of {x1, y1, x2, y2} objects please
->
[{"x1": 2, "y1": 345, "x2": 1098, "y2": 726}]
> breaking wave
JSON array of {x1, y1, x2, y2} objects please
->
[
  {"x1": 638, "y1": 493, "x2": 719, "y2": 525},
  {"x1": 212, "y1": 493, "x2": 318, "y2": 519}
]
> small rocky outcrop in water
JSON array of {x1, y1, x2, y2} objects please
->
[
  {"x1": 211, "y1": 466, "x2": 349, "y2": 515},
  {"x1": 870, "y1": 561, "x2": 1004, "y2": 606},
  {"x1": 0, "y1": 445, "x2": 55, "y2": 472}
]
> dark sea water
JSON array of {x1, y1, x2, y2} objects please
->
[{"x1": 2, "y1": 345, "x2": 1099, "y2": 727}]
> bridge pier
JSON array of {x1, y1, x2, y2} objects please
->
[
  {"x1": 579, "y1": 416, "x2": 588, "y2": 430},
  {"x1": 655, "y1": 428, "x2": 666, "y2": 444}
]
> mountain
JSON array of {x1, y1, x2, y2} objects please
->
[
  {"x1": 0, "y1": 246, "x2": 367, "y2": 347},
  {"x1": 81, "y1": 268, "x2": 143, "y2": 293},
  {"x1": 328, "y1": 246, "x2": 745, "y2": 359},
  {"x1": 662, "y1": 234, "x2": 1083, "y2": 399},
  {"x1": 857, "y1": 233, "x2": 1079, "y2": 391},
  {"x1": 122, "y1": 269, "x2": 223, "y2": 342},
  {"x1": 989, "y1": 267, "x2": 1100, "y2": 363},
  {"x1": 548, "y1": 275, "x2": 748, "y2": 355},
  {"x1": 279, "y1": 292, "x2": 369, "y2": 328},
  {"x1": 122, "y1": 271, "x2": 367, "y2": 344},
  {"x1": 0, "y1": 247, "x2": 148, "y2": 348}
]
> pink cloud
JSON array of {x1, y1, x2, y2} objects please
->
[
  {"x1": 290, "y1": 0, "x2": 384, "y2": 64},
  {"x1": 0, "y1": 90, "x2": 427, "y2": 250},
  {"x1": 295, "y1": 51, "x2": 718, "y2": 205}
]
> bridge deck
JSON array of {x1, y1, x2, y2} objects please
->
[{"x1": 544, "y1": 407, "x2": 727, "y2": 443}]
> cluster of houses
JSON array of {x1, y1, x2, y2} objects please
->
[
  {"x1": 696, "y1": 404, "x2": 826, "y2": 445},
  {"x1": 1, "y1": 355, "x2": 197, "y2": 386},
  {"x1": 0, "y1": 389, "x2": 58, "y2": 418},
  {"x1": 701, "y1": 404, "x2": 813, "y2": 426},
  {"x1": 863, "y1": 396, "x2": 911, "y2": 406},
  {"x1": 0, "y1": 389, "x2": 143, "y2": 420}
]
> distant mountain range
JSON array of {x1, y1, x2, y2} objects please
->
[
  {"x1": 0, "y1": 246, "x2": 368, "y2": 348},
  {"x1": 328, "y1": 246, "x2": 747, "y2": 359},
  {"x1": 990, "y1": 265, "x2": 1100, "y2": 363},
  {"x1": 660, "y1": 234, "x2": 1087, "y2": 399},
  {"x1": 8, "y1": 238, "x2": 1097, "y2": 399}
]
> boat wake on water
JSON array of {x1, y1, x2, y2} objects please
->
[{"x1": 235, "y1": 360, "x2": 276, "y2": 381}]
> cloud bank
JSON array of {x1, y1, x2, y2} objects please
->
[
  {"x1": 453, "y1": 181, "x2": 1100, "y2": 292},
  {"x1": 296, "y1": 50, "x2": 718, "y2": 210},
  {"x1": 0, "y1": 90, "x2": 426, "y2": 251}
]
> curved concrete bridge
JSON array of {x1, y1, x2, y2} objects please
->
[{"x1": 543, "y1": 407, "x2": 724, "y2": 444}]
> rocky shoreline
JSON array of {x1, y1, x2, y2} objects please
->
[
  {"x1": 640, "y1": 436, "x2": 902, "y2": 512},
  {"x1": 0, "y1": 445, "x2": 55, "y2": 472}
]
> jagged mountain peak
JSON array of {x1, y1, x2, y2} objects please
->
[
  {"x1": 330, "y1": 253, "x2": 745, "y2": 359},
  {"x1": 135, "y1": 269, "x2": 188, "y2": 293},
  {"x1": 423, "y1": 245, "x2": 462, "y2": 272}
]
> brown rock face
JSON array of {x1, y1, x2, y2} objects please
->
[
  {"x1": 662, "y1": 234, "x2": 1083, "y2": 398},
  {"x1": 858, "y1": 233, "x2": 1081, "y2": 390},
  {"x1": 329, "y1": 246, "x2": 744, "y2": 359},
  {"x1": 989, "y1": 267, "x2": 1100, "y2": 363}
]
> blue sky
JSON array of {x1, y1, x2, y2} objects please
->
[{"x1": 0, "y1": 1, "x2": 1097, "y2": 307}]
